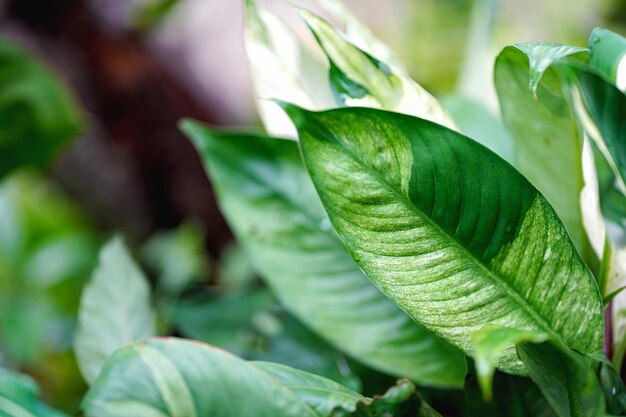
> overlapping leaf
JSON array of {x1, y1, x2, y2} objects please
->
[
  {"x1": 243, "y1": 0, "x2": 333, "y2": 138},
  {"x1": 181, "y1": 121, "x2": 466, "y2": 388},
  {"x1": 82, "y1": 338, "x2": 363, "y2": 417},
  {"x1": 494, "y1": 44, "x2": 591, "y2": 254},
  {"x1": 283, "y1": 104, "x2": 604, "y2": 374},
  {"x1": 300, "y1": 10, "x2": 456, "y2": 130}
]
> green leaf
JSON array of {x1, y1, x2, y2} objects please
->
[
  {"x1": 282, "y1": 104, "x2": 604, "y2": 375},
  {"x1": 82, "y1": 338, "x2": 364, "y2": 417},
  {"x1": 494, "y1": 44, "x2": 591, "y2": 255},
  {"x1": 74, "y1": 237, "x2": 157, "y2": 384},
  {"x1": 180, "y1": 120, "x2": 467, "y2": 388},
  {"x1": 0, "y1": 39, "x2": 83, "y2": 178},
  {"x1": 243, "y1": 0, "x2": 333, "y2": 137},
  {"x1": 589, "y1": 28, "x2": 626, "y2": 91},
  {"x1": 465, "y1": 371, "x2": 557, "y2": 417},
  {"x1": 517, "y1": 342, "x2": 605, "y2": 417},
  {"x1": 471, "y1": 325, "x2": 549, "y2": 400},
  {"x1": 299, "y1": 10, "x2": 456, "y2": 130},
  {"x1": 0, "y1": 368, "x2": 69, "y2": 417},
  {"x1": 141, "y1": 222, "x2": 207, "y2": 297},
  {"x1": 330, "y1": 379, "x2": 442, "y2": 417}
]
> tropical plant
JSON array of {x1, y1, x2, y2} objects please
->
[{"x1": 1, "y1": 1, "x2": 626, "y2": 416}]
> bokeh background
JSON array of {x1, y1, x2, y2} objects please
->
[{"x1": 0, "y1": 0, "x2": 625, "y2": 412}]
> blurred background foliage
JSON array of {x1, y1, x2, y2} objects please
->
[{"x1": 0, "y1": 0, "x2": 624, "y2": 413}]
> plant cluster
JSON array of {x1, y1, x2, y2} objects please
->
[{"x1": 1, "y1": 0, "x2": 626, "y2": 416}]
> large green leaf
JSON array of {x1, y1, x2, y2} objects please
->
[
  {"x1": 180, "y1": 121, "x2": 466, "y2": 388},
  {"x1": 299, "y1": 10, "x2": 456, "y2": 130},
  {"x1": 282, "y1": 104, "x2": 604, "y2": 374},
  {"x1": 82, "y1": 338, "x2": 364, "y2": 417},
  {"x1": 494, "y1": 44, "x2": 591, "y2": 255},
  {"x1": 0, "y1": 39, "x2": 83, "y2": 178},
  {"x1": 0, "y1": 369, "x2": 68, "y2": 417},
  {"x1": 74, "y1": 237, "x2": 156, "y2": 384}
]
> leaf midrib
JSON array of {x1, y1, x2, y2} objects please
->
[{"x1": 312, "y1": 129, "x2": 567, "y2": 348}]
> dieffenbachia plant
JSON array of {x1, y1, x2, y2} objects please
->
[{"x1": 71, "y1": 2, "x2": 626, "y2": 416}]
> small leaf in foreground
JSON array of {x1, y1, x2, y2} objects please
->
[{"x1": 471, "y1": 325, "x2": 549, "y2": 400}]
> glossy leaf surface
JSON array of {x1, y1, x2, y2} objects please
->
[
  {"x1": 181, "y1": 120, "x2": 466, "y2": 388},
  {"x1": 285, "y1": 104, "x2": 604, "y2": 374},
  {"x1": 74, "y1": 237, "x2": 156, "y2": 384}
]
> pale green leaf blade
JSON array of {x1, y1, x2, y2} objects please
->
[
  {"x1": 0, "y1": 369, "x2": 69, "y2": 417},
  {"x1": 82, "y1": 338, "x2": 363, "y2": 417},
  {"x1": 517, "y1": 342, "x2": 605, "y2": 417},
  {"x1": 74, "y1": 237, "x2": 157, "y2": 384},
  {"x1": 284, "y1": 104, "x2": 604, "y2": 374},
  {"x1": 180, "y1": 120, "x2": 467, "y2": 388},
  {"x1": 299, "y1": 10, "x2": 456, "y2": 130},
  {"x1": 494, "y1": 44, "x2": 591, "y2": 255},
  {"x1": 471, "y1": 325, "x2": 549, "y2": 400},
  {"x1": 244, "y1": 0, "x2": 333, "y2": 138},
  {"x1": 589, "y1": 28, "x2": 626, "y2": 91},
  {"x1": 315, "y1": 0, "x2": 406, "y2": 74},
  {"x1": 0, "y1": 39, "x2": 83, "y2": 178}
]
